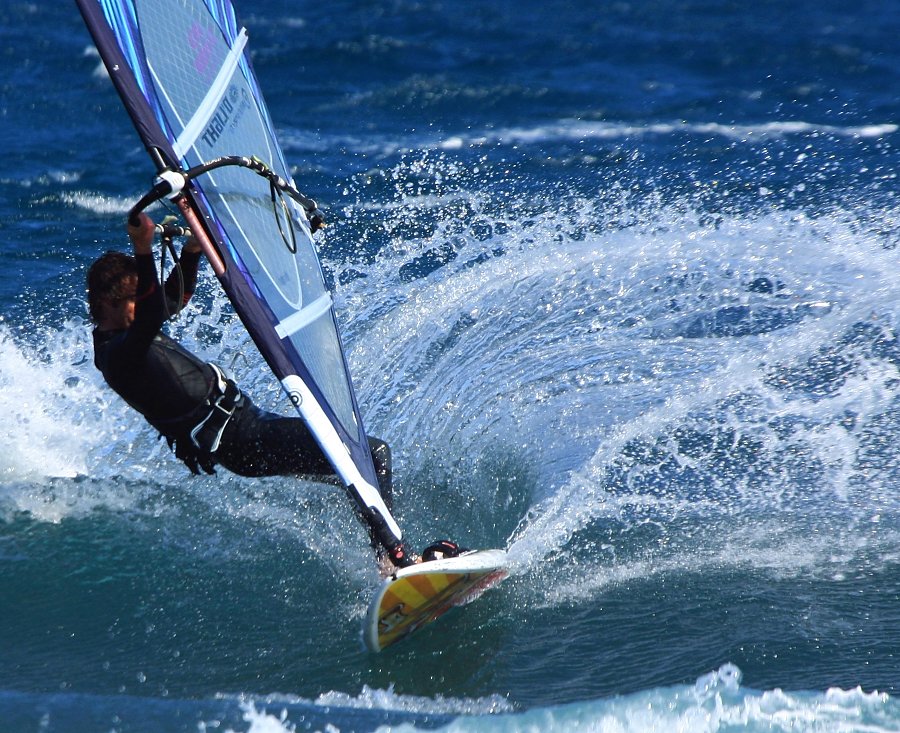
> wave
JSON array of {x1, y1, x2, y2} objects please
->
[
  {"x1": 281, "y1": 117, "x2": 898, "y2": 158},
  {"x1": 438, "y1": 119, "x2": 900, "y2": 150},
  {"x1": 383, "y1": 665, "x2": 898, "y2": 733},
  {"x1": 2, "y1": 666, "x2": 895, "y2": 733}
]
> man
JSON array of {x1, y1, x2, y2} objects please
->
[{"x1": 87, "y1": 213, "x2": 396, "y2": 551}]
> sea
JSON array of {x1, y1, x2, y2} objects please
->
[{"x1": 2, "y1": 0, "x2": 900, "y2": 731}]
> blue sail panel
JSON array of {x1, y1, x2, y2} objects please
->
[{"x1": 76, "y1": 0, "x2": 384, "y2": 504}]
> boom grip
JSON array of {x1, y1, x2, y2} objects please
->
[{"x1": 127, "y1": 171, "x2": 188, "y2": 227}]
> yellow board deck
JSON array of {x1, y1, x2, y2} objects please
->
[{"x1": 363, "y1": 549, "x2": 508, "y2": 652}]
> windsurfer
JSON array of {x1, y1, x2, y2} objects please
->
[{"x1": 86, "y1": 212, "x2": 393, "y2": 499}]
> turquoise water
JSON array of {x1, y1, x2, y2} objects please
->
[{"x1": 1, "y1": 1, "x2": 900, "y2": 730}]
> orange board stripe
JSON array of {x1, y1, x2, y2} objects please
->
[{"x1": 376, "y1": 572, "x2": 491, "y2": 648}]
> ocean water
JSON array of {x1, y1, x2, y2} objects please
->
[{"x1": 2, "y1": 0, "x2": 900, "y2": 731}]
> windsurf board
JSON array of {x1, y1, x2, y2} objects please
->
[{"x1": 364, "y1": 548, "x2": 508, "y2": 652}]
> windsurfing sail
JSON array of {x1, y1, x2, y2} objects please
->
[{"x1": 77, "y1": 0, "x2": 408, "y2": 561}]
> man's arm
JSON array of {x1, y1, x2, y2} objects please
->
[
  {"x1": 120, "y1": 213, "x2": 167, "y2": 354},
  {"x1": 163, "y1": 236, "x2": 203, "y2": 315},
  {"x1": 128, "y1": 212, "x2": 155, "y2": 257}
]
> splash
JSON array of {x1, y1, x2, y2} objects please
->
[
  {"x1": 320, "y1": 154, "x2": 900, "y2": 593},
  {"x1": 8, "y1": 150, "x2": 900, "y2": 595},
  {"x1": 0, "y1": 322, "x2": 106, "y2": 481}
]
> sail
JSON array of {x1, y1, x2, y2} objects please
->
[{"x1": 77, "y1": 0, "x2": 403, "y2": 547}]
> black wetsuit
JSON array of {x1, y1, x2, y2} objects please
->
[{"x1": 92, "y1": 251, "x2": 384, "y2": 484}]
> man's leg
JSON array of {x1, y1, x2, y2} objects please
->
[
  {"x1": 365, "y1": 436, "x2": 397, "y2": 575},
  {"x1": 367, "y1": 436, "x2": 392, "y2": 509},
  {"x1": 215, "y1": 400, "x2": 335, "y2": 478}
]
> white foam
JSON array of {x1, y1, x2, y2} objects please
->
[
  {"x1": 314, "y1": 686, "x2": 513, "y2": 715},
  {"x1": 0, "y1": 323, "x2": 99, "y2": 481},
  {"x1": 218, "y1": 667, "x2": 898, "y2": 733},
  {"x1": 467, "y1": 119, "x2": 900, "y2": 148},
  {"x1": 362, "y1": 665, "x2": 899, "y2": 733},
  {"x1": 0, "y1": 320, "x2": 186, "y2": 520},
  {"x1": 220, "y1": 687, "x2": 514, "y2": 733},
  {"x1": 60, "y1": 190, "x2": 135, "y2": 216}
]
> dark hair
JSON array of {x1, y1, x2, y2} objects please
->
[{"x1": 86, "y1": 251, "x2": 138, "y2": 323}]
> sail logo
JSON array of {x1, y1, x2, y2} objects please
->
[
  {"x1": 201, "y1": 88, "x2": 251, "y2": 148},
  {"x1": 201, "y1": 95, "x2": 235, "y2": 147},
  {"x1": 188, "y1": 22, "x2": 217, "y2": 82}
]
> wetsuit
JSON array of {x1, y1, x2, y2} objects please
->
[{"x1": 93, "y1": 251, "x2": 390, "y2": 492}]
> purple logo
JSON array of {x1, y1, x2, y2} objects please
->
[{"x1": 188, "y1": 22, "x2": 217, "y2": 81}]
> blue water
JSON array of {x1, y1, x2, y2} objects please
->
[{"x1": 2, "y1": 1, "x2": 900, "y2": 731}]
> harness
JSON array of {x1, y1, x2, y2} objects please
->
[{"x1": 189, "y1": 363, "x2": 242, "y2": 453}]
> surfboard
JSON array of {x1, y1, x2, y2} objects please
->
[{"x1": 364, "y1": 549, "x2": 508, "y2": 652}]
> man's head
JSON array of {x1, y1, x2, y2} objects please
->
[{"x1": 87, "y1": 251, "x2": 138, "y2": 327}]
